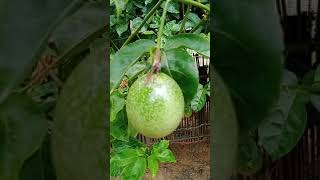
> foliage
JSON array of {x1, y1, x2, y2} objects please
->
[
  {"x1": 110, "y1": 139, "x2": 175, "y2": 180},
  {"x1": 214, "y1": 1, "x2": 320, "y2": 179},
  {"x1": 213, "y1": 0, "x2": 283, "y2": 179},
  {"x1": 0, "y1": 0, "x2": 107, "y2": 180},
  {"x1": 110, "y1": 0, "x2": 209, "y2": 52},
  {"x1": 110, "y1": 0, "x2": 210, "y2": 179}
]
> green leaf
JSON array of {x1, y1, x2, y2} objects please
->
[
  {"x1": 163, "y1": 20, "x2": 180, "y2": 36},
  {"x1": 125, "y1": 61, "x2": 147, "y2": 81},
  {"x1": 110, "y1": 39, "x2": 156, "y2": 92},
  {"x1": 147, "y1": 155, "x2": 159, "y2": 178},
  {"x1": 122, "y1": 157, "x2": 147, "y2": 180},
  {"x1": 161, "y1": 48, "x2": 199, "y2": 103},
  {"x1": 110, "y1": 15, "x2": 117, "y2": 27},
  {"x1": 191, "y1": 84, "x2": 207, "y2": 112},
  {"x1": 212, "y1": 69, "x2": 238, "y2": 180},
  {"x1": 187, "y1": 12, "x2": 201, "y2": 24},
  {"x1": 52, "y1": 50, "x2": 107, "y2": 180},
  {"x1": 161, "y1": 1, "x2": 179, "y2": 13},
  {"x1": 150, "y1": 14, "x2": 161, "y2": 29},
  {"x1": 116, "y1": 19, "x2": 129, "y2": 36},
  {"x1": 115, "y1": 149, "x2": 141, "y2": 167},
  {"x1": 145, "y1": 0, "x2": 153, "y2": 5},
  {"x1": 0, "y1": 94, "x2": 47, "y2": 180},
  {"x1": 0, "y1": 0, "x2": 83, "y2": 103},
  {"x1": 214, "y1": 0, "x2": 284, "y2": 133},
  {"x1": 19, "y1": 137, "x2": 55, "y2": 180},
  {"x1": 130, "y1": 17, "x2": 147, "y2": 33},
  {"x1": 110, "y1": 91, "x2": 125, "y2": 122},
  {"x1": 19, "y1": 150, "x2": 45, "y2": 180},
  {"x1": 152, "y1": 140, "x2": 169, "y2": 151},
  {"x1": 311, "y1": 95, "x2": 320, "y2": 112},
  {"x1": 154, "y1": 149, "x2": 176, "y2": 163},
  {"x1": 301, "y1": 70, "x2": 315, "y2": 87},
  {"x1": 259, "y1": 70, "x2": 307, "y2": 160},
  {"x1": 50, "y1": 2, "x2": 108, "y2": 55},
  {"x1": 112, "y1": 138, "x2": 144, "y2": 153},
  {"x1": 110, "y1": 148, "x2": 140, "y2": 177},
  {"x1": 111, "y1": 110, "x2": 129, "y2": 141},
  {"x1": 110, "y1": 154, "x2": 123, "y2": 177},
  {"x1": 113, "y1": 0, "x2": 129, "y2": 18},
  {"x1": 164, "y1": 34, "x2": 210, "y2": 57},
  {"x1": 238, "y1": 136, "x2": 263, "y2": 175}
]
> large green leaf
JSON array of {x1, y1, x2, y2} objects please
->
[
  {"x1": 259, "y1": 70, "x2": 307, "y2": 160},
  {"x1": 110, "y1": 110, "x2": 129, "y2": 141},
  {"x1": 125, "y1": 61, "x2": 147, "y2": 81},
  {"x1": 110, "y1": 148, "x2": 139, "y2": 177},
  {"x1": 311, "y1": 95, "x2": 320, "y2": 112},
  {"x1": 122, "y1": 157, "x2": 147, "y2": 180},
  {"x1": 191, "y1": 83, "x2": 207, "y2": 112},
  {"x1": 213, "y1": 0, "x2": 284, "y2": 133},
  {"x1": 52, "y1": 50, "x2": 107, "y2": 180},
  {"x1": 19, "y1": 137, "x2": 56, "y2": 180},
  {"x1": 212, "y1": 69, "x2": 238, "y2": 180},
  {"x1": 110, "y1": 39, "x2": 156, "y2": 92},
  {"x1": 238, "y1": 136, "x2": 263, "y2": 175},
  {"x1": 110, "y1": 91, "x2": 125, "y2": 122},
  {"x1": 0, "y1": 0, "x2": 84, "y2": 103},
  {"x1": 110, "y1": 147, "x2": 147, "y2": 180},
  {"x1": 164, "y1": 34, "x2": 210, "y2": 57},
  {"x1": 50, "y1": 2, "x2": 108, "y2": 56},
  {"x1": 0, "y1": 94, "x2": 47, "y2": 180},
  {"x1": 161, "y1": 48, "x2": 199, "y2": 103}
]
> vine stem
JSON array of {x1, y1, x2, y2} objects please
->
[
  {"x1": 175, "y1": 0, "x2": 210, "y2": 12},
  {"x1": 156, "y1": 0, "x2": 171, "y2": 49},
  {"x1": 179, "y1": 4, "x2": 191, "y2": 34},
  {"x1": 121, "y1": 0, "x2": 164, "y2": 48},
  {"x1": 152, "y1": 0, "x2": 172, "y2": 73}
]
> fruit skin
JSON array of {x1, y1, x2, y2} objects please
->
[{"x1": 126, "y1": 73, "x2": 184, "y2": 138}]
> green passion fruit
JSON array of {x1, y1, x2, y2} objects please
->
[{"x1": 126, "y1": 73, "x2": 184, "y2": 138}]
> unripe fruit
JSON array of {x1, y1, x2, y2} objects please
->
[{"x1": 126, "y1": 73, "x2": 184, "y2": 138}]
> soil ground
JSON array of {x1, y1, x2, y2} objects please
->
[{"x1": 144, "y1": 140, "x2": 210, "y2": 180}]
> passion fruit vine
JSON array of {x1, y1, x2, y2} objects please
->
[{"x1": 126, "y1": 73, "x2": 184, "y2": 138}]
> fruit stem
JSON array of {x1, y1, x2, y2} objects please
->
[
  {"x1": 153, "y1": 0, "x2": 171, "y2": 73},
  {"x1": 152, "y1": 48, "x2": 162, "y2": 73}
]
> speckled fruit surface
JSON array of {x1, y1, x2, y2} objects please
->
[{"x1": 126, "y1": 73, "x2": 184, "y2": 138}]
